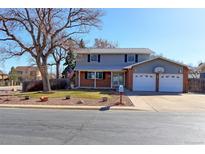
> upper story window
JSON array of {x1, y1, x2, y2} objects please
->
[
  {"x1": 127, "y1": 54, "x2": 135, "y2": 62},
  {"x1": 125, "y1": 54, "x2": 138, "y2": 63},
  {"x1": 17, "y1": 71, "x2": 23, "y2": 75},
  {"x1": 90, "y1": 54, "x2": 98, "y2": 62},
  {"x1": 88, "y1": 54, "x2": 101, "y2": 62}
]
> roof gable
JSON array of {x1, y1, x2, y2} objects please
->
[
  {"x1": 124, "y1": 56, "x2": 188, "y2": 69},
  {"x1": 16, "y1": 66, "x2": 38, "y2": 71}
]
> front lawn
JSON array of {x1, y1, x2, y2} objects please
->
[{"x1": 15, "y1": 89, "x2": 113, "y2": 99}]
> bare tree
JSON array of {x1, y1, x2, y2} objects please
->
[
  {"x1": 52, "y1": 47, "x2": 66, "y2": 79},
  {"x1": 93, "y1": 38, "x2": 118, "y2": 48},
  {"x1": 189, "y1": 66, "x2": 200, "y2": 79},
  {"x1": 52, "y1": 39, "x2": 79, "y2": 79},
  {"x1": 0, "y1": 8, "x2": 103, "y2": 91}
]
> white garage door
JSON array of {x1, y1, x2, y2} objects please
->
[
  {"x1": 159, "y1": 74, "x2": 183, "y2": 92},
  {"x1": 133, "y1": 73, "x2": 156, "y2": 91}
]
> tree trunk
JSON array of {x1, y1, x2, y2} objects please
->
[
  {"x1": 38, "y1": 60, "x2": 51, "y2": 92},
  {"x1": 56, "y1": 62, "x2": 60, "y2": 79}
]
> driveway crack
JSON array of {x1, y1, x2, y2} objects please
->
[{"x1": 143, "y1": 98, "x2": 159, "y2": 112}]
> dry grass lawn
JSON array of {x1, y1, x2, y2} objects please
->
[{"x1": 15, "y1": 89, "x2": 113, "y2": 99}]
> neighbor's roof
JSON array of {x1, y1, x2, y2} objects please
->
[
  {"x1": 0, "y1": 70, "x2": 7, "y2": 75},
  {"x1": 16, "y1": 66, "x2": 38, "y2": 71},
  {"x1": 124, "y1": 56, "x2": 188, "y2": 69},
  {"x1": 197, "y1": 63, "x2": 205, "y2": 71},
  {"x1": 75, "y1": 65, "x2": 126, "y2": 71},
  {"x1": 76, "y1": 48, "x2": 154, "y2": 54}
]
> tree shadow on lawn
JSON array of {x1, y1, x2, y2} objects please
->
[{"x1": 76, "y1": 88, "x2": 118, "y2": 96}]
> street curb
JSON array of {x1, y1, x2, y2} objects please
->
[{"x1": 0, "y1": 104, "x2": 148, "y2": 111}]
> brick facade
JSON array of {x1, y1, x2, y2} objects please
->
[
  {"x1": 96, "y1": 72, "x2": 111, "y2": 88},
  {"x1": 125, "y1": 69, "x2": 133, "y2": 90},
  {"x1": 183, "y1": 66, "x2": 189, "y2": 93},
  {"x1": 75, "y1": 66, "x2": 188, "y2": 93},
  {"x1": 79, "y1": 71, "x2": 94, "y2": 87},
  {"x1": 76, "y1": 71, "x2": 111, "y2": 88},
  {"x1": 74, "y1": 71, "x2": 79, "y2": 87}
]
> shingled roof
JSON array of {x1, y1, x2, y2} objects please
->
[{"x1": 76, "y1": 48, "x2": 154, "y2": 54}]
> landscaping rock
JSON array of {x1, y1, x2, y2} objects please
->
[
  {"x1": 40, "y1": 96, "x2": 48, "y2": 102},
  {"x1": 12, "y1": 87, "x2": 17, "y2": 92},
  {"x1": 65, "y1": 95, "x2": 71, "y2": 100},
  {"x1": 101, "y1": 97, "x2": 108, "y2": 102},
  {"x1": 77, "y1": 100, "x2": 84, "y2": 104},
  {"x1": 4, "y1": 98, "x2": 10, "y2": 102},
  {"x1": 25, "y1": 96, "x2": 30, "y2": 100}
]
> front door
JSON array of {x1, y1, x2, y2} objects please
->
[{"x1": 112, "y1": 72, "x2": 124, "y2": 87}]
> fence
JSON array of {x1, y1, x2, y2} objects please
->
[
  {"x1": 22, "y1": 79, "x2": 70, "y2": 92},
  {"x1": 189, "y1": 78, "x2": 205, "y2": 93}
]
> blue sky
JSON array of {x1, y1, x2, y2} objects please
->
[{"x1": 1, "y1": 8, "x2": 205, "y2": 73}]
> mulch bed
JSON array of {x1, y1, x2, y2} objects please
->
[{"x1": 0, "y1": 92, "x2": 133, "y2": 107}]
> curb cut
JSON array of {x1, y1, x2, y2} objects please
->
[{"x1": 0, "y1": 104, "x2": 148, "y2": 111}]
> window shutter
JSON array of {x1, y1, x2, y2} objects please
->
[
  {"x1": 135, "y1": 54, "x2": 138, "y2": 62},
  {"x1": 125, "y1": 54, "x2": 127, "y2": 62},
  {"x1": 98, "y1": 54, "x2": 101, "y2": 63},
  {"x1": 87, "y1": 54, "x2": 90, "y2": 62},
  {"x1": 103, "y1": 72, "x2": 105, "y2": 79},
  {"x1": 85, "y1": 72, "x2": 88, "y2": 79}
]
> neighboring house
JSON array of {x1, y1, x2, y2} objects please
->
[
  {"x1": 48, "y1": 73, "x2": 56, "y2": 79},
  {"x1": 0, "y1": 70, "x2": 9, "y2": 81},
  {"x1": 188, "y1": 66, "x2": 200, "y2": 79},
  {"x1": 74, "y1": 48, "x2": 189, "y2": 93},
  {"x1": 197, "y1": 63, "x2": 205, "y2": 78},
  {"x1": 16, "y1": 66, "x2": 42, "y2": 81}
]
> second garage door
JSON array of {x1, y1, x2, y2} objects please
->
[
  {"x1": 159, "y1": 74, "x2": 183, "y2": 92},
  {"x1": 133, "y1": 73, "x2": 156, "y2": 91}
]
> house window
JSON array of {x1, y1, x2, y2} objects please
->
[
  {"x1": 96, "y1": 72, "x2": 104, "y2": 79},
  {"x1": 127, "y1": 54, "x2": 135, "y2": 62},
  {"x1": 87, "y1": 72, "x2": 95, "y2": 79},
  {"x1": 86, "y1": 72, "x2": 104, "y2": 79},
  {"x1": 17, "y1": 71, "x2": 23, "y2": 75},
  {"x1": 90, "y1": 54, "x2": 98, "y2": 62}
]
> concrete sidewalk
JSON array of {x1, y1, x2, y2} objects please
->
[
  {"x1": 128, "y1": 96, "x2": 156, "y2": 111},
  {"x1": 0, "y1": 104, "x2": 148, "y2": 111},
  {"x1": 0, "y1": 86, "x2": 22, "y2": 91}
]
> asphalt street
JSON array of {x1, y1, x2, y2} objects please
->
[{"x1": 0, "y1": 108, "x2": 205, "y2": 144}]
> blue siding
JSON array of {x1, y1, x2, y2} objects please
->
[{"x1": 200, "y1": 73, "x2": 205, "y2": 78}]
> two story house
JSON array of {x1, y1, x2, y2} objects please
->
[
  {"x1": 16, "y1": 66, "x2": 42, "y2": 82},
  {"x1": 197, "y1": 63, "x2": 205, "y2": 78},
  {"x1": 74, "y1": 48, "x2": 189, "y2": 93},
  {"x1": 0, "y1": 70, "x2": 9, "y2": 83}
]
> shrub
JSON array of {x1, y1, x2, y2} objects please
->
[{"x1": 22, "y1": 79, "x2": 70, "y2": 92}]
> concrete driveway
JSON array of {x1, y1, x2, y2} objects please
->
[
  {"x1": 0, "y1": 86, "x2": 22, "y2": 91},
  {"x1": 127, "y1": 92, "x2": 205, "y2": 112}
]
